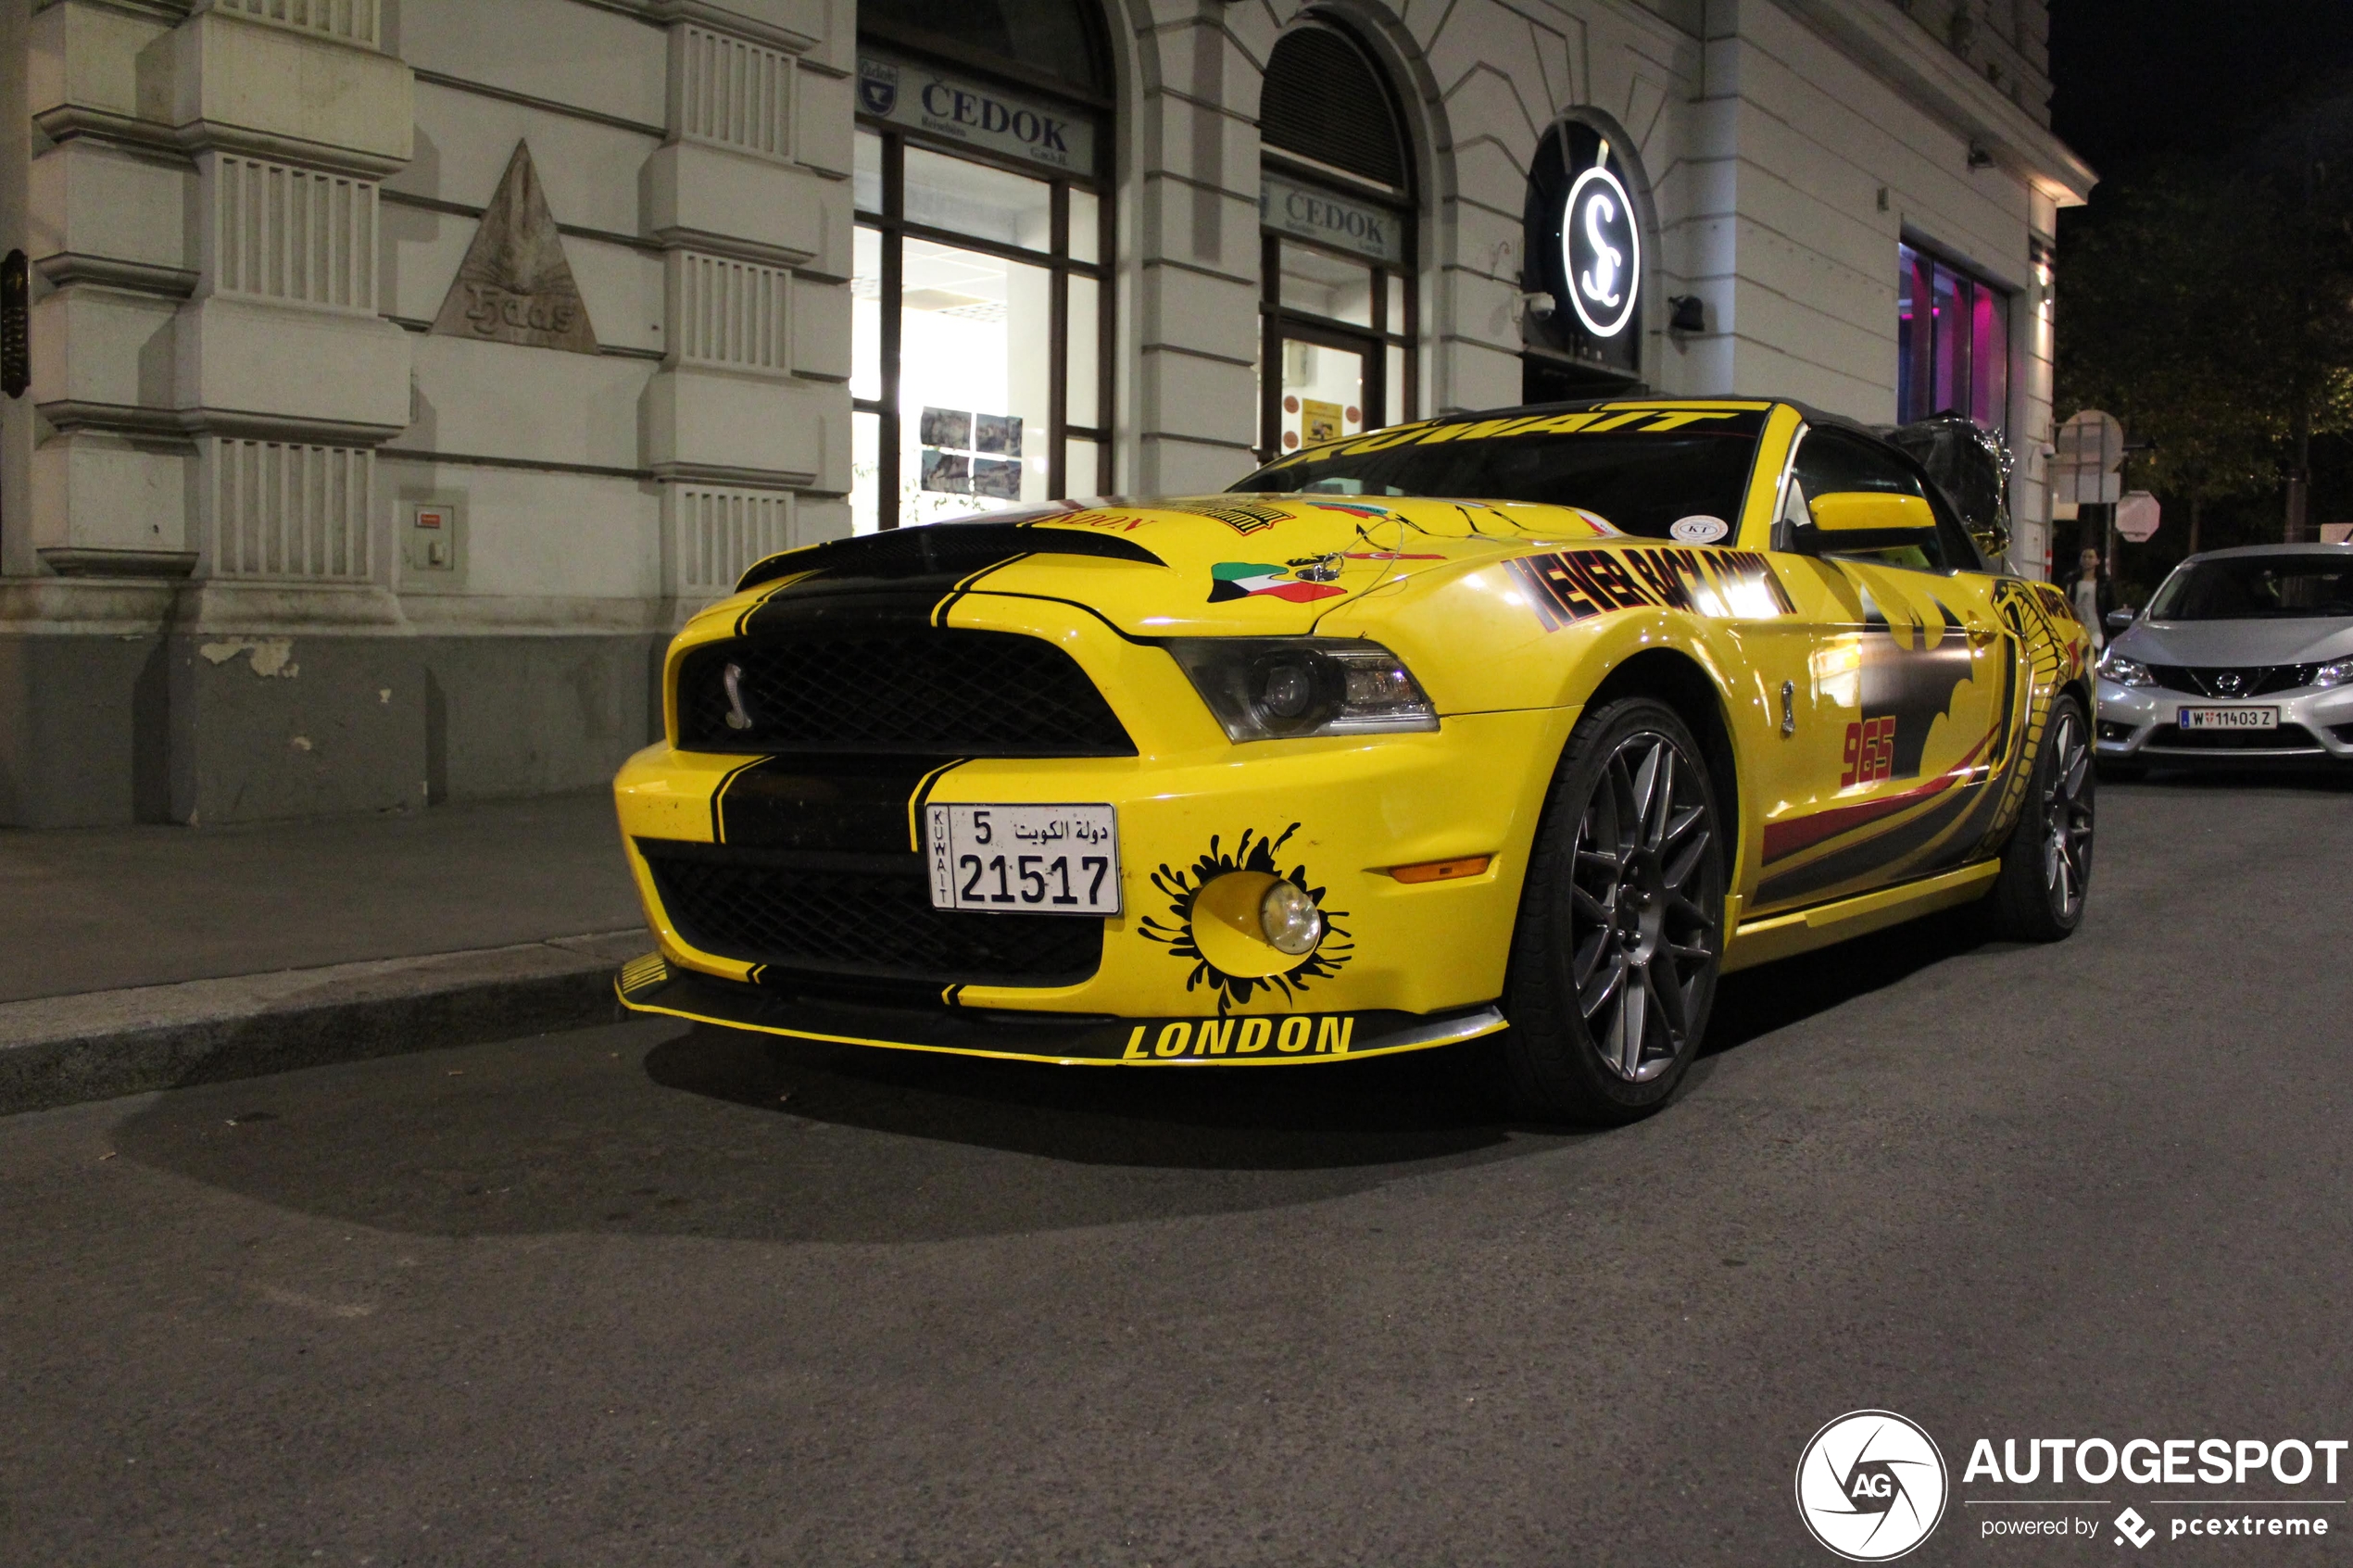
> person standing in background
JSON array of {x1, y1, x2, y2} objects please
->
[{"x1": 2060, "y1": 546, "x2": 2117, "y2": 652}]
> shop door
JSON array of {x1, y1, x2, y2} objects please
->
[{"x1": 1276, "y1": 329, "x2": 1369, "y2": 456}]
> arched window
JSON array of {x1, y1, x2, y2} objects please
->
[
  {"x1": 850, "y1": 1, "x2": 1114, "y2": 529},
  {"x1": 1521, "y1": 119, "x2": 1647, "y2": 401},
  {"x1": 1257, "y1": 23, "x2": 1416, "y2": 458}
]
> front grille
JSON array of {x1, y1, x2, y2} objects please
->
[
  {"x1": 677, "y1": 630, "x2": 1135, "y2": 756},
  {"x1": 2147, "y1": 663, "x2": 2315, "y2": 698},
  {"x1": 642, "y1": 842, "x2": 1102, "y2": 987},
  {"x1": 2143, "y1": 723, "x2": 2323, "y2": 752}
]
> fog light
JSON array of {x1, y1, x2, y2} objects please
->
[{"x1": 1259, "y1": 880, "x2": 1323, "y2": 955}]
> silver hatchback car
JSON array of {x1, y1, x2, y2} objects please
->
[{"x1": 2095, "y1": 543, "x2": 2353, "y2": 771}]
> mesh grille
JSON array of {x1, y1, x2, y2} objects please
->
[
  {"x1": 2146, "y1": 663, "x2": 2315, "y2": 698},
  {"x1": 678, "y1": 630, "x2": 1134, "y2": 756},
  {"x1": 644, "y1": 847, "x2": 1102, "y2": 986}
]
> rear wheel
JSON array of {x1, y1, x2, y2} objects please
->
[
  {"x1": 1985, "y1": 695, "x2": 2095, "y2": 941},
  {"x1": 1499, "y1": 698, "x2": 1726, "y2": 1126}
]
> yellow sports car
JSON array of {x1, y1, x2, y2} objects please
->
[{"x1": 613, "y1": 398, "x2": 2095, "y2": 1123}]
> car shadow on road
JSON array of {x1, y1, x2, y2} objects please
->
[{"x1": 104, "y1": 908, "x2": 1998, "y2": 1244}]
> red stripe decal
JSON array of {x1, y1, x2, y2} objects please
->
[{"x1": 1763, "y1": 728, "x2": 1996, "y2": 864}]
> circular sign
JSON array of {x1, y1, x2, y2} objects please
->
[
  {"x1": 1794, "y1": 1410, "x2": 1949, "y2": 1562},
  {"x1": 1562, "y1": 164, "x2": 1642, "y2": 339},
  {"x1": 1669, "y1": 514, "x2": 1730, "y2": 545}
]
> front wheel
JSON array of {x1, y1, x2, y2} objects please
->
[
  {"x1": 1499, "y1": 698, "x2": 1727, "y2": 1126},
  {"x1": 1984, "y1": 695, "x2": 2095, "y2": 941}
]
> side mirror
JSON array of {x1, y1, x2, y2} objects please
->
[
  {"x1": 2105, "y1": 608, "x2": 2135, "y2": 632},
  {"x1": 1789, "y1": 492, "x2": 1940, "y2": 556}
]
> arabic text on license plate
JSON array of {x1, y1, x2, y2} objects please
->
[
  {"x1": 926, "y1": 804, "x2": 1120, "y2": 915},
  {"x1": 2177, "y1": 706, "x2": 2278, "y2": 730}
]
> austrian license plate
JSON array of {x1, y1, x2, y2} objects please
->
[
  {"x1": 2177, "y1": 706, "x2": 2279, "y2": 730},
  {"x1": 926, "y1": 803, "x2": 1121, "y2": 915}
]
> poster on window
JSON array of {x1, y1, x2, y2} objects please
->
[
  {"x1": 920, "y1": 448, "x2": 972, "y2": 494},
  {"x1": 919, "y1": 407, "x2": 973, "y2": 450},
  {"x1": 1302, "y1": 399, "x2": 1345, "y2": 445},
  {"x1": 974, "y1": 413, "x2": 1024, "y2": 456}
]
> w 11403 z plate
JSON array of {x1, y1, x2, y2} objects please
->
[
  {"x1": 926, "y1": 803, "x2": 1121, "y2": 915},
  {"x1": 2177, "y1": 705, "x2": 2279, "y2": 730}
]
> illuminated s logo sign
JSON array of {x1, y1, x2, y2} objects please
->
[{"x1": 1562, "y1": 155, "x2": 1642, "y2": 339}]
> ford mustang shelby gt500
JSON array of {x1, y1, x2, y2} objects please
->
[{"x1": 612, "y1": 398, "x2": 2095, "y2": 1123}]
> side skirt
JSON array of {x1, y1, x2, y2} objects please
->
[{"x1": 1720, "y1": 859, "x2": 1999, "y2": 974}]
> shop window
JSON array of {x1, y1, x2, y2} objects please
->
[
  {"x1": 1257, "y1": 22, "x2": 1416, "y2": 459},
  {"x1": 852, "y1": 6, "x2": 1112, "y2": 530},
  {"x1": 1898, "y1": 243, "x2": 2011, "y2": 432}
]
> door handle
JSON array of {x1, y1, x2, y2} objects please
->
[{"x1": 1966, "y1": 618, "x2": 1999, "y2": 648}]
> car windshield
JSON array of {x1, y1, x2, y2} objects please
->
[
  {"x1": 1234, "y1": 408, "x2": 1767, "y2": 541},
  {"x1": 2146, "y1": 555, "x2": 2353, "y2": 621}
]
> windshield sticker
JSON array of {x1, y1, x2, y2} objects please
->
[
  {"x1": 1669, "y1": 514, "x2": 1730, "y2": 544},
  {"x1": 1509, "y1": 546, "x2": 1796, "y2": 628},
  {"x1": 1209, "y1": 561, "x2": 1347, "y2": 604},
  {"x1": 1315, "y1": 408, "x2": 1753, "y2": 460}
]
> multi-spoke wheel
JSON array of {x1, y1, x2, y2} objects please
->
[
  {"x1": 1501, "y1": 697, "x2": 1726, "y2": 1125},
  {"x1": 1986, "y1": 694, "x2": 2095, "y2": 941}
]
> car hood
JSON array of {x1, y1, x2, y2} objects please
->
[
  {"x1": 2113, "y1": 617, "x2": 2353, "y2": 667},
  {"x1": 714, "y1": 494, "x2": 1629, "y2": 639}
]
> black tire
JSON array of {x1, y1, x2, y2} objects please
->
[
  {"x1": 1498, "y1": 697, "x2": 1727, "y2": 1126},
  {"x1": 1984, "y1": 694, "x2": 2095, "y2": 941}
]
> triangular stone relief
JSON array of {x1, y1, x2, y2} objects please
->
[{"x1": 431, "y1": 139, "x2": 599, "y2": 355}]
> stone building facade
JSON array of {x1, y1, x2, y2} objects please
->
[{"x1": 0, "y1": 0, "x2": 2090, "y2": 826}]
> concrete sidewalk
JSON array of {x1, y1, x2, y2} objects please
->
[{"x1": 0, "y1": 792, "x2": 652, "y2": 1114}]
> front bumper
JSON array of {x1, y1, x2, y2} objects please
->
[
  {"x1": 2095, "y1": 677, "x2": 2353, "y2": 763},
  {"x1": 612, "y1": 701, "x2": 1570, "y2": 1063},
  {"x1": 615, "y1": 952, "x2": 1506, "y2": 1065}
]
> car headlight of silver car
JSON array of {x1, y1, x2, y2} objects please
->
[
  {"x1": 2098, "y1": 649, "x2": 2157, "y2": 687},
  {"x1": 2312, "y1": 657, "x2": 2353, "y2": 689},
  {"x1": 1166, "y1": 637, "x2": 1439, "y2": 740}
]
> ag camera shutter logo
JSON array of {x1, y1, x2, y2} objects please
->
[
  {"x1": 1795, "y1": 1410, "x2": 1950, "y2": 1561},
  {"x1": 1561, "y1": 162, "x2": 1641, "y2": 339}
]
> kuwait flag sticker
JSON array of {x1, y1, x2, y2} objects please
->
[{"x1": 1208, "y1": 561, "x2": 1346, "y2": 604}]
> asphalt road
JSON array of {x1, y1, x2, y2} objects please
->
[{"x1": 4, "y1": 773, "x2": 2348, "y2": 1566}]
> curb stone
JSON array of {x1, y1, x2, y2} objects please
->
[{"x1": 0, "y1": 932, "x2": 647, "y2": 1116}]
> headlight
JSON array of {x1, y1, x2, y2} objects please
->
[
  {"x1": 1166, "y1": 637, "x2": 1439, "y2": 741},
  {"x1": 2098, "y1": 649, "x2": 2157, "y2": 687},
  {"x1": 2313, "y1": 657, "x2": 2353, "y2": 689}
]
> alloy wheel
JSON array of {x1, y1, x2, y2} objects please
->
[
  {"x1": 1566, "y1": 731, "x2": 1719, "y2": 1082},
  {"x1": 2041, "y1": 710, "x2": 2095, "y2": 920}
]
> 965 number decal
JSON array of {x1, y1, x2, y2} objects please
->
[
  {"x1": 1842, "y1": 717, "x2": 1897, "y2": 788},
  {"x1": 926, "y1": 803, "x2": 1122, "y2": 917}
]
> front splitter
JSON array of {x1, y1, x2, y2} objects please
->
[{"x1": 614, "y1": 953, "x2": 1506, "y2": 1065}]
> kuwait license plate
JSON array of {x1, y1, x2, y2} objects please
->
[
  {"x1": 926, "y1": 803, "x2": 1121, "y2": 915},
  {"x1": 2177, "y1": 706, "x2": 2279, "y2": 730}
]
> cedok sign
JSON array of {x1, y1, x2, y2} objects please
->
[
  {"x1": 1562, "y1": 158, "x2": 1641, "y2": 339},
  {"x1": 1260, "y1": 172, "x2": 1403, "y2": 267},
  {"x1": 858, "y1": 52, "x2": 1093, "y2": 175}
]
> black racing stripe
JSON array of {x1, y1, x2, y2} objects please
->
[
  {"x1": 708, "y1": 758, "x2": 770, "y2": 844},
  {"x1": 1755, "y1": 784, "x2": 1980, "y2": 908},
  {"x1": 736, "y1": 522, "x2": 1164, "y2": 595},
  {"x1": 933, "y1": 554, "x2": 1033, "y2": 629},
  {"x1": 714, "y1": 754, "x2": 962, "y2": 853},
  {"x1": 906, "y1": 759, "x2": 966, "y2": 852}
]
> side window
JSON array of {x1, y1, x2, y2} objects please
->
[{"x1": 1788, "y1": 426, "x2": 1953, "y2": 572}]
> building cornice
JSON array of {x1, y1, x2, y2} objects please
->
[{"x1": 1773, "y1": 0, "x2": 2095, "y2": 207}]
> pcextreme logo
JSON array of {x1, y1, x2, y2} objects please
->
[{"x1": 1796, "y1": 1410, "x2": 1951, "y2": 1562}]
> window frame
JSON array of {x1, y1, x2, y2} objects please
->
[
  {"x1": 1256, "y1": 163, "x2": 1417, "y2": 462},
  {"x1": 853, "y1": 93, "x2": 1114, "y2": 529},
  {"x1": 1897, "y1": 240, "x2": 2015, "y2": 434}
]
